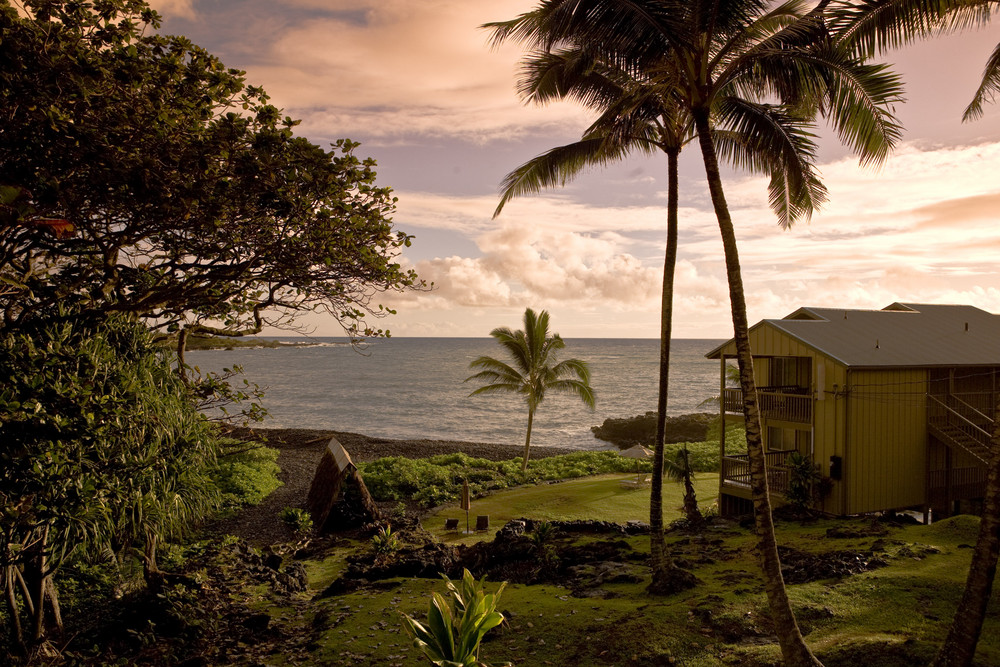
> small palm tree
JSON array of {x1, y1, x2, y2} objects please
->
[{"x1": 466, "y1": 308, "x2": 595, "y2": 471}]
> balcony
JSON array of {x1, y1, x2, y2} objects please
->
[
  {"x1": 722, "y1": 386, "x2": 812, "y2": 424},
  {"x1": 721, "y1": 448, "x2": 797, "y2": 495}
]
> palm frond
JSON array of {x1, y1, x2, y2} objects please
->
[
  {"x1": 494, "y1": 138, "x2": 634, "y2": 217},
  {"x1": 964, "y1": 38, "x2": 1000, "y2": 121},
  {"x1": 827, "y1": 0, "x2": 956, "y2": 56},
  {"x1": 713, "y1": 97, "x2": 827, "y2": 227}
]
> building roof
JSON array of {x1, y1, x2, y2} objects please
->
[{"x1": 706, "y1": 302, "x2": 1000, "y2": 367}]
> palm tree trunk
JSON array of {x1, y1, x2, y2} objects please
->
[
  {"x1": 681, "y1": 447, "x2": 703, "y2": 525},
  {"x1": 694, "y1": 109, "x2": 821, "y2": 667},
  {"x1": 522, "y1": 406, "x2": 536, "y2": 472},
  {"x1": 647, "y1": 148, "x2": 699, "y2": 596},
  {"x1": 930, "y1": 397, "x2": 1000, "y2": 667},
  {"x1": 650, "y1": 148, "x2": 680, "y2": 576}
]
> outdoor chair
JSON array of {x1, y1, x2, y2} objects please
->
[
  {"x1": 444, "y1": 518, "x2": 460, "y2": 531},
  {"x1": 475, "y1": 515, "x2": 490, "y2": 531}
]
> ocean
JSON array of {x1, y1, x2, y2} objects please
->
[{"x1": 189, "y1": 338, "x2": 725, "y2": 451}]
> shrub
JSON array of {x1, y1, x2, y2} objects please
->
[
  {"x1": 212, "y1": 440, "x2": 283, "y2": 508},
  {"x1": 279, "y1": 508, "x2": 314, "y2": 535}
]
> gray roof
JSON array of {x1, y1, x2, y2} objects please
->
[{"x1": 707, "y1": 302, "x2": 1000, "y2": 368}]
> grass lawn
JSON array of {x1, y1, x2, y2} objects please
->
[
  {"x1": 297, "y1": 511, "x2": 1000, "y2": 667},
  {"x1": 423, "y1": 472, "x2": 720, "y2": 544}
]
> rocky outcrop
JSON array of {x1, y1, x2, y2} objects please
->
[{"x1": 591, "y1": 412, "x2": 715, "y2": 448}]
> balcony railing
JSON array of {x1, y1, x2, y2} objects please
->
[
  {"x1": 721, "y1": 448, "x2": 797, "y2": 495},
  {"x1": 722, "y1": 387, "x2": 812, "y2": 424}
]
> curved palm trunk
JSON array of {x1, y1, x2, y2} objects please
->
[
  {"x1": 522, "y1": 405, "x2": 536, "y2": 472},
  {"x1": 650, "y1": 148, "x2": 679, "y2": 573},
  {"x1": 930, "y1": 398, "x2": 1000, "y2": 667},
  {"x1": 694, "y1": 110, "x2": 821, "y2": 667}
]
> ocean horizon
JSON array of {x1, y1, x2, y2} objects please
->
[{"x1": 191, "y1": 337, "x2": 726, "y2": 450}]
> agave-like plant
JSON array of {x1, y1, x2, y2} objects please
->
[{"x1": 402, "y1": 569, "x2": 510, "y2": 667}]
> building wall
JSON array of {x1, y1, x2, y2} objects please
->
[
  {"x1": 717, "y1": 325, "x2": 849, "y2": 514},
  {"x1": 845, "y1": 369, "x2": 928, "y2": 513}
]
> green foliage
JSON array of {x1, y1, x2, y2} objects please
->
[
  {"x1": 371, "y1": 524, "x2": 400, "y2": 557},
  {"x1": 362, "y1": 423, "x2": 746, "y2": 509},
  {"x1": 279, "y1": 508, "x2": 314, "y2": 535},
  {"x1": 0, "y1": 0, "x2": 421, "y2": 338},
  {"x1": 359, "y1": 451, "x2": 649, "y2": 508},
  {"x1": 0, "y1": 313, "x2": 222, "y2": 648},
  {"x1": 212, "y1": 440, "x2": 283, "y2": 508},
  {"x1": 402, "y1": 569, "x2": 509, "y2": 667},
  {"x1": 784, "y1": 451, "x2": 824, "y2": 510}
]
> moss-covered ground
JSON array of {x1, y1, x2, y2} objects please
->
[
  {"x1": 61, "y1": 476, "x2": 1000, "y2": 666},
  {"x1": 275, "y1": 484, "x2": 999, "y2": 667}
]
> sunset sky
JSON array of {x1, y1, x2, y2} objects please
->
[{"x1": 155, "y1": 0, "x2": 1000, "y2": 339}]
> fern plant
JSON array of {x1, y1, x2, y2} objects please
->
[{"x1": 402, "y1": 569, "x2": 510, "y2": 667}]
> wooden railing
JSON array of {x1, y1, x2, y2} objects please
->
[
  {"x1": 722, "y1": 387, "x2": 812, "y2": 424},
  {"x1": 721, "y1": 448, "x2": 797, "y2": 494},
  {"x1": 928, "y1": 466, "x2": 988, "y2": 506}
]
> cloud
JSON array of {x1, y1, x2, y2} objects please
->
[
  {"x1": 148, "y1": 0, "x2": 195, "y2": 19},
  {"x1": 225, "y1": 0, "x2": 589, "y2": 141}
]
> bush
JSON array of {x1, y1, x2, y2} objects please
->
[
  {"x1": 360, "y1": 421, "x2": 748, "y2": 508},
  {"x1": 212, "y1": 440, "x2": 283, "y2": 508},
  {"x1": 360, "y1": 450, "x2": 650, "y2": 508},
  {"x1": 0, "y1": 313, "x2": 223, "y2": 649}
]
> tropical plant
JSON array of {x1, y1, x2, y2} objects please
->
[
  {"x1": 466, "y1": 308, "x2": 595, "y2": 471},
  {"x1": 0, "y1": 313, "x2": 221, "y2": 655},
  {"x1": 371, "y1": 524, "x2": 400, "y2": 557},
  {"x1": 665, "y1": 448, "x2": 704, "y2": 526},
  {"x1": 486, "y1": 1, "x2": 903, "y2": 663},
  {"x1": 784, "y1": 451, "x2": 823, "y2": 510},
  {"x1": 279, "y1": 508, "x2": 315, "y2": 536},
  {"x1": 402, "y1": 569, "x2": 509, "y2": 667}
]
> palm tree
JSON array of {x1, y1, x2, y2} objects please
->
[
  {"x1": 466, "y1": 308, "x2": 595, "y2": 471},
  {"x1": 485, "y1": 40, "x2": 826, "y2": 591},
  {"x1": 487, "y1": 2, "x2": 902, "y2": 664}
]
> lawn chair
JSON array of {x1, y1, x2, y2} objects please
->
[
  {"x1": 475, "y1": 515, "x2": 490, "y2": 532},
  {"x1": 444, "y1": 518, "x2": 460, "y2": 531}
]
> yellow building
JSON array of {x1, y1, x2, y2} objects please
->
[{"x1": 707, "y1": 303, "x2": 999, "y2": 518}]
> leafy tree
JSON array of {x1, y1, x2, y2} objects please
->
[
  {"x1": 485, "y1": 1, "x2": 902, "y2": 663},
  {"x1": 466, "y1": 308, "x2": 595, "y2": 471},
  {"x1": 0, "y1": 0, "x2": 421, "y2": 345},
  {"x1": 0, "y1": 313, "x2": 221, "y2": 655}
]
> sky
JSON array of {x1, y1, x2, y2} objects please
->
[{"x1": 153, "y1": 0, "x2": 1000, "y2": 339}]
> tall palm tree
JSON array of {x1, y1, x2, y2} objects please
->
[
  {"x1": 466, "y1": 308, "x2": 595, "y2": 471},
  {"x1": 486, "y1": 40, "x2": 827, "y2": 592},
  {"x1": 487, "y1": 2, "x2": 902, "y2": 664},
  {"x1": 825, "y1": 4, "x2": 999, "y2": 665}
]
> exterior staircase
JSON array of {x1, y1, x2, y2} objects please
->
[{"x1": 927, "y1": 394, "x2": 994, "y2": 464}]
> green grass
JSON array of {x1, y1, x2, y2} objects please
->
[
  {"x1": 207, "y1": 474, "x2": 1000, "y2": 667},
  {"x1": 424, "y1": 472, "x2": 719, "y2": 544}
]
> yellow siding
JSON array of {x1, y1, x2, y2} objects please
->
[{"x1": 845, "y1": 369, "x2": 928, "y2": 514}]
